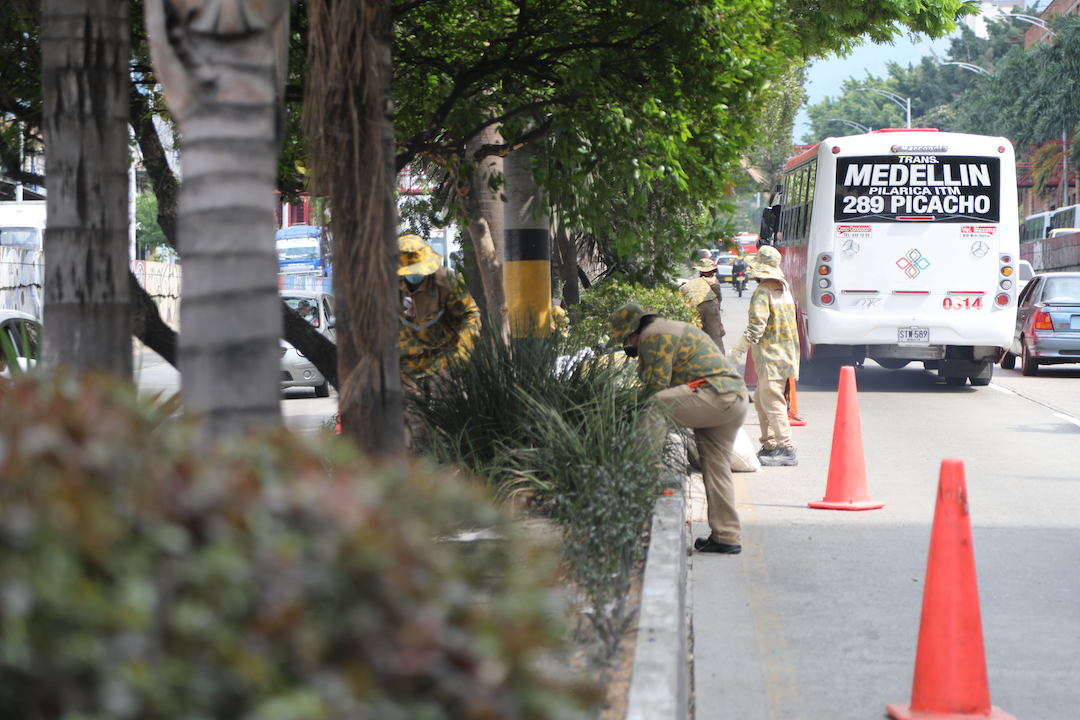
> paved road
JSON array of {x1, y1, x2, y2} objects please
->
[
  {"x1": 691, "y1": 286, "x2": 1080, "y2": 720},
  {"x1": 134, "y1": 345, "x2": 337, "y2": 435}
]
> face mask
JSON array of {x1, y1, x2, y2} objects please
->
[
  {"x1": 622, "y1": 345, "x2": 639, "y2": 358},
  {"x1": 404, "y1": 273, "x2": 426, "y2": 285}
]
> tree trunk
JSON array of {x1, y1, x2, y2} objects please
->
[
  {"x1": 129, "y1": 84, "x2": 180, "y2": 249},
  {"x1": 306, "y1": 0, "x2": 405, "y2": 459},
  {"x1": 471, "y1": 217, "x2": 510, "y2": 345},
  {"x1": 146, "y1": 0, "x2": 288, "y2": 439},
  {"x1": 552, "y1": 221, "x2": 580, "y2": 307},
  {"x1": 460, "y1": 123, "x2": 506, "y2": 330},
  {"x1": 41, "y1": 0, "x2": 132, "y2": 377},
  {"x1": 504, "y1": 143, "x2": 551, "y2": 338}
]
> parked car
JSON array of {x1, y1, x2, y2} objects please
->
[
  {"x1": 0, "y1": 309, "x2": 41, "y2": 379},
  {"x1": 281, "y1": 291, "x2": 336, "y2": 397},
  {"x1": 1048, "y1": 228, "x2": 1080, "y2": 238},
  {"x1": 1001, "y1": 272, "x2": 1080, "y2": 376}
]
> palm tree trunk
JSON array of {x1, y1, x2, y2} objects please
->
[
  {"x1": 146, "y1": 0, "x2": 288, "y2": 439},
  {"x1": 41, "y1": 0, "x2": 132, "y2": 376}
]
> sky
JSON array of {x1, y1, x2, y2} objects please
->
[
  {"x1": 793, "y1": 0, "x2": 1051, "y2": 142},
  {"x1": 794, "y1": 34, "x2": 958, "y2": 143}
]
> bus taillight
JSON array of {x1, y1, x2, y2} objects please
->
[
  {"x1": 820, "y1": 292, "x2": 835, "y2": 305},
  {"x1": 995, "y1": 293, "x2": 1010, "y2": 307}
]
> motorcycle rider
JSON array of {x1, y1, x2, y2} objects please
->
[{"x1": 731, "y1": 254, "x2": 748, "y2": 296}]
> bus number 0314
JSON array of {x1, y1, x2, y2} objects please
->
[{"x1": 943, "y1": 296, "x2": 982, "y2": 310}]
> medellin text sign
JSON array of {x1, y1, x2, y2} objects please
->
[{"x1": 833, "y1": 155, "x2": 999, "y2": 223}]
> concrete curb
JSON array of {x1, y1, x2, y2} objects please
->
[{"x1": 625, "y1": 481, "x2": 688, "y2": 720}]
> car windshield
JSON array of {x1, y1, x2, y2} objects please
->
[
  {"x1": 278, "y1": 244, "x2": 319, "y2": 261},
  {"x1": 1041, "y1": 277, "x2": 1080, "y2": 303}
]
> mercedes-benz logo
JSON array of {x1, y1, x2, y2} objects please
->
[
  {"x1": 971, "y1": 241, "x2": 990, "y2": 257},
  {"x1": 843, "y1": 239, "x2": 860, "y2": 256}
]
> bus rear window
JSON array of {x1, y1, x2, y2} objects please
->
[{"x1": 834, "y1": 155, "x2": 999, "y2": 224}]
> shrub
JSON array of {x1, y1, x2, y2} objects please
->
[
  {"x1": 409, "y1": 332, "x2": 668, "y2": 663},
  {"x1": 0, "y1": 373, "x2": 595, "y2": 719},
  {"x1": 572, "y1": 280, "x2": 698, "y2": 346}
]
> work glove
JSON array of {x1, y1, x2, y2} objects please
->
[{"x1": 728, "y1": 335, "x2": 750, "y2": 360}]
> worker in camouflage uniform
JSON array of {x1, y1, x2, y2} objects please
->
[
  {"x1": 398, "y1": 235, "x2": 481, "y2": 442},
  {"x1": 728, "y1": 245, "x2": 801, "y2": 467},
  {"x1": 679, "y1": 257, "x2": 726, "y2": 353},
  {"x1": 610, "y1": 302, "x2": 749, "y2": 555}
]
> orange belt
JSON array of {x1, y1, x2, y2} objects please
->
[{"x1": 687, "y1": 378, "x2": 709, "y2": 392}]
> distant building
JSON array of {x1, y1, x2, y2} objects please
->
[
  {"x1": 960, "y1": 0, "x2": 1027, "y2": 38},
  {"x1": 1024, "y1": 0, "x2": 1079, "y2": 47}
]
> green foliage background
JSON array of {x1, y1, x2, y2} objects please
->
[{"x1": 572, "y1": 281, "x2": 700, "y2": 346}]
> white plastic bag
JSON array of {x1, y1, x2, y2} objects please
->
[{"x1": 731, "y1": 427, "x2": 761, "y2": 472}]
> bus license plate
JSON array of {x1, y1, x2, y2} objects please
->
[{"x1": 899, "y1": 327, "x2": 930, "y2": 345}]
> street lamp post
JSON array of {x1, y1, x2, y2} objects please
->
[
  {"x1": 1012, "y1": 14, "x2": 1056, "y2": 37},
  {"x1": 827, "y1": 118, "x2": 871, "y2": 134},
  {"x1": 854, "y1": 87, "x2": 911, "y2": 129},
  {"x1": 940, "y1": 61, "x2": 990, "y2": 76}
]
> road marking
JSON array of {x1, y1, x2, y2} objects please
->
[
  {"x1": 987, "y1": 382, "x2": 1015, "y2": 394},
  {"x1": 1053, "y1": 412, "x2": 1080, "y2": 428},
  {"x1": 734, "y1": 473, "x2": 804, "y2": 720}
]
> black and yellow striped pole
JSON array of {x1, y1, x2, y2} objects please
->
[{"x1": 503, "y1": 144, "x2": 551, "y2": 338}]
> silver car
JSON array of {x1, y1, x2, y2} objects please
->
[
  {"x1": 1002, "y1": 272, "x2": 1080, "y2": 376},
  {"x1": 281, "y1": 291, "x2": 336, "y2": 397}
]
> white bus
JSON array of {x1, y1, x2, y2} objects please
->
[
  {"x1": 1050, "y1": 204, "x2": 1080, "y2": 232},
  {"x1": 766, "y1": 129, "x2": 1020, "y2": 386},
  {"x1": 1021, "y1": 211, "x2": 1051, "y2": 241}
]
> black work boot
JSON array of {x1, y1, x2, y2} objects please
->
[
  {"x1": 760, "y1": 447, "x2": 798, "y2": 467},
  {"x1": 695, "y1": 537, "x2": 743, "y2": 554}
]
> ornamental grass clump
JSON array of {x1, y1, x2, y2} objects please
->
[
  {"x1": 0, "y1": 372, "x2": 595, "y2": 719},
  {"x1": 409, "y1": 325, "x2": 669, "y2": 663}
]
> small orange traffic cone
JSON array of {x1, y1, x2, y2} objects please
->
[
  {"x1": 743, "y1": 348, "x2": 759, "y2": 387},
  {"x1": 808, "y1": 366, "x2": 883, "y2": 510},
  {"x1": 786, "y1": 378, "x2": 806, "y2": 426},
  {"x1": 886, "y1": 460, "x2": 1017, "y2": 720}
]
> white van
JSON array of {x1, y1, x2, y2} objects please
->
[{"x1": 0, "y1": 201, "x2": 46, "y2": 250}]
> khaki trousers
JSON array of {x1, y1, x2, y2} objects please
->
[
  {"x1": 697, "y1": 300, "x2": 726, "y2": 354},
  {"x1": 649, "y1": 385, "x2": 748, "y2": 545},
  {"x1": 754, "y1": 365, "x2": 793, "y2": 450}
]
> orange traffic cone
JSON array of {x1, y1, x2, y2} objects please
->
[
  {"x1": 786, "y1": 378, "x2": 806, "y2": 426},
  {"x1": 743, "y1": 348, "x2": 759, "y2": 387},
  {"x1": 886, "y1": 460, "x2": 1017, "y2": 720},
  {"x1": 808, "y1": 365, "x2": 884, "y2": 510}
]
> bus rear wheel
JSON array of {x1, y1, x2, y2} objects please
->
[{"x1": 945, "y1": 376, "x2": 967, "y2": 386}]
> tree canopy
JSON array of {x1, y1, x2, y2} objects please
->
[
  {"x1": 802, "y1": 15, "x2": 1022, "y2": 142},
  {"x1": 1, "y1": 0, "x2": 981, "y2": 264}
]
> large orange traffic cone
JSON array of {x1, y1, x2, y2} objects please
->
[
  {"x1": 786, "y1": 378, "x2": 806, "y2": 426},
  {"x1": 808, "y1": 366, "x2": 884, "y2": 510},
  {"x1": 886, "y1": 460, "x2": 1017, "y2": 720},
  {"x1": 743, "y1": 348, "x2": 759, "y2": 387}
]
